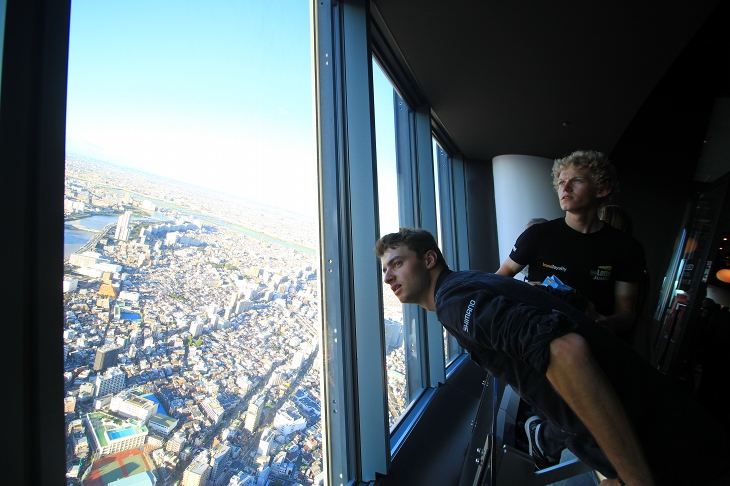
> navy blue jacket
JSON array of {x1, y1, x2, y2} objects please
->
[{"x1": 434, "y1": 269, "x2": 727, "y2": 484}]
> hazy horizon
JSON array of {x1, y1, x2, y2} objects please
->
[
  {"x1": 65, "y1": 1, "x2": 318, "y2": 217},
  {"x1": 65, "y1": 0, "x2": 399, "y2": 229}
]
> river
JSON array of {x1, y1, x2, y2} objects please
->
[
  {"x1": 64, "y1": 213, "x2": 171, "y2": 259},
  {"x1": 64, "y1": 210, "x2": 316, "y2": 260}
]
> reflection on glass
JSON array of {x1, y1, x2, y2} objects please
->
[
  {"x1": 432, "y1": 139, "x2": 461, "y2": 366},
  {"x1": 372, "y1": 59, "x2": 407, "y2": 427},
  {"x1": 655, "y1": 188, "x2": 725, "y2": 373},
  {"x1": 433, "y1": 139, "x2": 442, "y2": 241},
  {"x1": 63, "y1": 2, "x2": 324, "y2": 485},
  {"x1": 432, "y1": 138, "x2": 450, "y2": 365}
]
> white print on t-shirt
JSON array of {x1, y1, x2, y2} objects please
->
[{"x1": 541, "y1": 263, "x2": 567, "y2": 273}]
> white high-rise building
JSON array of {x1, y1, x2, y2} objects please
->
[
  {"x1": 243, "y1": 395, "x2": 264, "y2": 433},
  {"x1": 140, "y1": 200, "x2": 156, "y2": 211},
  {"x1": 182, "y1": 454, "x2": 210, "y2": 486},
  {"x1": 110, "y1": 390, "x2": 158, "y2": 422},
  {"x1": 166, "y1": 431, "x2": 186, "y2": 453},
  {"x1": 201, "y1": 397, "x2": 224, "y2": 424},
  {"x1": 236, "y1": 300, "x2": 252, "y2": 313},
  {"x1": 268, "y1": 371, "x2": 283, "y2": 387},
  {"x1": 94, "y1": 366, "x2": 125, "y2": 397},
  {"x1": 383, "y1": 318, "x2": 404, "y2": 355},
  {"x1": 273, "y1": 402, "x2": 306, "y2": 436},
  {"x1": 258, "y1": 428, "x2": 277, "y2": 456},
  {"x1": 64, "y1": 396, "x2": 77, "y2": 414},
  {"x1": 235, "y1": 376, "x2": 252, "y2": 394},
  {"x1": 290, "y1": 351, "x2": 304, "y2": 369},
  {"x1": 209, "y1": 443, "x2": 231, "y2": 484},
  {"x1": 228, "y1": 471, "x2": 255, "y2": 486},
  {"x1": 63, "y1": 277, "x2": 78, "y2": 293},
  {"x1": 190, "y1": 318, "x2": 205, "y2": 338},
  {"x1": 114, "y1": 210, "x2": 132, "y2": 241},
  {"x1": 69, "y1": 251, "x2": 101, "y2": 268}
]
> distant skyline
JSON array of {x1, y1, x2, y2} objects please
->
[
  {"x1": 66, "y1": 1, "x2": 318, "y2": 216},
  {"x1": 66, "y1": 1, "x2": 399, "y2": 225}
]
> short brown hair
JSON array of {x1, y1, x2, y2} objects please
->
[
  {"x1": 375, "y1": 227, "x2": 447, "y2": 269},
  {"x1": 552, "y1": 150, "x2": 619, "y2": 198}
]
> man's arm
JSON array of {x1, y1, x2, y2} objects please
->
[
  {"x1": 496, "y1": 257, "x2": 524, "y2": 277},
  {"x1": 546, "y1": 333, "x2": 654, "y2": 486},
  {"x1": 594, "y1": 281, "x2": 637, "y2": 333}
]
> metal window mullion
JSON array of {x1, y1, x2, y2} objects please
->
[
  {"x1": 394, "y1": 97, "x2": 444, "y2": 391},
  {"x1": 450, "y1": 154, "x2": 471, "y2": 271},
  {"x1": 436, "y1": 145, "x2": 456, "y2": 269},
  {"x1": 436, "y1": 149, "x2": 469, "y2": 361},
  {"x1": 313, "y1": 0, "x2": 389, "y2": 483},
  {"x1": 412, "y1": 105, "x2": 446, "y2": 387},
  {"x1": 436, "y1": 149, "x2": 470, "y2": 271},
  {"x1": 394, "y1": 94, "x2": 416, "y2": 229},
  {"x1": 413, "y1": 105, "x2": 437, "y2": 232},
  {"x1": 435, "y1": 146, "x2": 462, "y2": 364},
  {"x1": 312, "y1": 1, "x2": 356, "y2": 484},
  {"x1": 392, "y1": 96, "x2": 428, "y2": 404},
  {"x1": 343, "y1": 0, "x2": 390, "y2": 481}
]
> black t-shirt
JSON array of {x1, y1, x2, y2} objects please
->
[{"x1": 508, "y1": 218, "x2": 647, "y2": 316}]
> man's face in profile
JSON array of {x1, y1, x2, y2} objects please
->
[{"x1": 381, "y1": 245, "x2": 432, "y2": 306}]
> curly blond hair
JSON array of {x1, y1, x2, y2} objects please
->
[{"x1": 551, "y1": 150, "x2": 619, "y2": 198}]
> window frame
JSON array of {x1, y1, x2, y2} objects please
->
[
  {"x1": 1, "y1": 1, "x2": 71, "y2": 484},
  {"x1": 393, "y1": 96, "x2": 445, "y2": 391},
  {"x1": 434, "y1": 143, "x2": 470, "y2": 363},
  {"x1": 0, "y1": 0, "x2": 478, "y2": 483},
  {"x1": 314, "y1": 0, "x2": 472, "y2": 483},
  {"x1": 313, "y1": 0, "x2": 390, "y2": 482}
]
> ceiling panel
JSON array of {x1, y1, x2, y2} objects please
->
[{"x1": 372, "y1": 0, "x2": 723, "y2": 161}]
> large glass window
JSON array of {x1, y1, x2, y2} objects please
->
[
  {"x1": 312, "y1": 2, "x2": 469, "y2": 481},
  {"x1": 63, "y1": 3, "x2": 323, "y2": 485},
  {"x1": 373, "y1": 60, "x2": 409, "y2": 428},
  {"x1": 432, "y1": 139, "x2": 461, "y2": 366}
]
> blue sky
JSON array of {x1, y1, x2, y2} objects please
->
[
  {"x1": 66, "y1": 0, "x2": 398, "y2": 224},
  {"x1": 66, "y1": 1, "x2": 317, "y2": 216}
]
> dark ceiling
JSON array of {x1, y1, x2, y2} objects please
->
[{"x1": 372, "y1": 0, "x2": 727, "y2": 163}]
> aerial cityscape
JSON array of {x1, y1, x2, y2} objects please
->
[{"x1": 63, "y1": 156, "x2": 406, "y2": 486}]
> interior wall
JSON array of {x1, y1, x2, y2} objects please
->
[
  {"x1": 695, "y1": 97, "x2": 730, "y2": 183},
  {"x1": 492, "y1": 154, "x2": 564, "y2": 266},
  {"x1": 610, "y1": 0, "x2": 730, "y2": 312},
  {"x1": 464, "y1": 158, "x2": 500, "y2": 272}
]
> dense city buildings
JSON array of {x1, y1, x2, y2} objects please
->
[{"x1": 63, "y1": 156, "x2": 339, "y2": 485}]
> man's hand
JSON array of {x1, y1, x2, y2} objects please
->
[
  {"x1": 585, "y1": 295, "x2": 635, "y2": 335},
  {"x1": 584, "y1": 300, "x2": 600, "y2": 320},
  {"x1": 584, "y1": 301, "x2": 618, "y2": 329}
]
